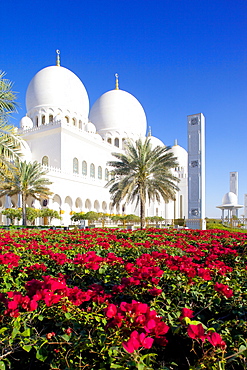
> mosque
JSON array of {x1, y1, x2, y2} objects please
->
[{"x1": 13, "y1": 51, "x2": 189, "y2": 226}]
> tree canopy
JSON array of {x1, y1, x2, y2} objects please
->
[
  {"x1": 0, "y1": 160, "x2": 53, "y2": 225},
  {"x1": 106, "y1": 137, "x2": 179, "y2": 228}
]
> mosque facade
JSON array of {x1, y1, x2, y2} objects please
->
[{"x1": 14, "y1": 52, "x2": 188, "y2": 226}]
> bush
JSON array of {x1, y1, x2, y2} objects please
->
[{"x1": 0, "y1": 228, "x2": 246, "y2": 369}]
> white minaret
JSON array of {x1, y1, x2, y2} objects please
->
[
  {"x1": 244, "y1": 194, "x2": 247, "y2": 218},
  {"x1": 230, "y1": 172, "x2": 238, "y2": 216},
  {"x1": 230, "y1": 172, "x2": 238, "y2": 196},
  {"x1": 187, "y1": 113, "x2": 206, "y2": 230}
]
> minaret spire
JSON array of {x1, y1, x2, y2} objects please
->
[
  {"x1": 115, "y1": 73, "x2": 119, "y2": 90},
  {"x1": 56, "y1": 50, "x2": 61, "y2": 66},
  {"x1": 148, "y1": 126, "x2": 152, "y2": 136}
]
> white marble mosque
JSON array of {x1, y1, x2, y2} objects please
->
[{"x1": 1, "y1": 51, "x2": 191, "y2": 226}]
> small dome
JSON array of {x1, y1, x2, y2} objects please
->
[
  {"x1": 222, "y1": 192, "x2": 237, "y2": 206},
  {"x1": 85, "y1": 122, "x2": 96, "y2": 134},
  {"x1": 26, "y1": 66, "x2": 89, "y2": 121},
  {"x1": 20, "y1": 116, "x2": 33, "y2": 130},
  {"x1": 170, "y1": 143, "x2": 188, "y2": 167},
  {"x1": 89, "y1": 89, "x2": 147, "y2": 138},
  {"x1": 148, "y1": 135, "x2": 164, "y2": 149}
]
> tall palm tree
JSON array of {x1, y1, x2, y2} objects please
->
[
  {"x1": 0, "y1": 160, "x2": 53, "y2": 225},
  {"x1": 106, "y1": 137, "x2": 179, "y2": 229},
  {"x1": 0, "y1": 71, "x2": 21, "y2": 166}
]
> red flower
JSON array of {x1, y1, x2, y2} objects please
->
[
  {"x1": 46, "y1": 332, "x2": 55, "y2": 340},
  {"x1": 187, "y1": 324, "x2": 206, "y2": 342},
  {"x1": 207, "y1": 332, "x2": 226, "y2": 349},
  {"x1": 105, "y1": 303, "x2": 117, "y2": 318},
  {"x1": 122, "y1": 330, "x2": 154, "y2": 353},
  {"x1": 148, "y1": 287, "x2": 163, "y2": 296},
  {"x1": 214, "y1": 282, "x2": 233, "y2": 298},
  {"x1": 179, "y1": 308, "x2": 194, "y2": 322}
]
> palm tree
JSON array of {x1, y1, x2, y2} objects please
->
[
  {"x1": 0, "y1": 71, "x2": 21, "y2": 166},
  {"x1": 0, "y1": 160, "x2": 53, "y2": 225},
  {"x1": 106, "y1": 137, "x2": 179, "y2": 229}
]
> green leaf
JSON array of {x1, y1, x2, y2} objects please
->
[
  {"x1": 22, "y1": 345, "x2": 32, "y2": 352},
  {"x1": 36, "y1": 348, "x2": 48, "y2": 362},
  {"x1": 38, "y1": 315, "x2": 44, "y2": 321},
  {"x1": 0, "y1": 327, "x2": 8, "y2": 335},
  {"x1": 65, "y1": 312, "x2": 71, "y2": 319},
  {"x1": 0, "y1": 361, "x2": 5, "y2": 370},
  {"x1": 137, "y1": 364, "x2": 145, "y2": 370},
  {"x1": 11, "y1": 327, "x2": 19, "y2": 339},
  {"x1": 61, "y1": 334, "x2": 71, "y2": 342},
  {"x1": 21, "y1": 328, "x2": 31, "y2": 337},
  {"x1": 239, "y1": 345, "x2": 247, "y2": 352}
]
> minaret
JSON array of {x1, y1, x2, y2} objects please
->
[
  {"x1": 187, "y1": 113, "x2": 206, "y2": 230},
  {"x1": 230, "y1": 172, "x2": 238, "y2": 196},
  {"x1": 230, "y1": 172, "x2": 238, "y2": 216}
]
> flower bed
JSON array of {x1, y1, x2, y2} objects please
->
[{"x1": 0, "y1": 228, "x2": 246, "y2": 369}]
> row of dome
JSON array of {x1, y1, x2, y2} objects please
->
[{"x1": 23, "y1": 65, "x2": 147, "y2": 137}]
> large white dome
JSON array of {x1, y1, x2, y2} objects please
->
[
  {"x1": 26, "y1": 66, "x2": 89, "y2": 120},
  {"x1": 89, "y1": 89, "x2": 147, "y2": 137}
]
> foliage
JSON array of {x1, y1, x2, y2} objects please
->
[
  {"x1": 0, "y1": 160, "x2": 53, "y2": 226},
  {"x1": 2, "y1": 208, "x2": 22, "y2": 224},
  {"x1": 0, "y1": 71, "x2": 22, "y2": 169},
  {"x1": 0, "y1": 227, "x2": 246, "y2": 369},
  {"x1": 71, "y1": 211, "x2": 99, "y2": 224},
  {"x1": 106, "y1": 137, "x2": 179, "y2": 229},
  {"x1": 146, "y1": 216, "x2": 164, "y2": 225},
  {"x1": 39, "y1": 208, "x2": 61, "y2": 221},
  {"x1": 1, "y1": 208, "x2": 61, "y2": 225}
]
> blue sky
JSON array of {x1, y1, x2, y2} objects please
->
[{"x1": 1, "y1": 0, "x2": 246, "y2": 217}]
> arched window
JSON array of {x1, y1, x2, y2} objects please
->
[
  {"x1": 49, "y1": 115, "x2": 53, "y2": 123},
  {"x1": 107, "y1": 138, "x2": 112, "y2": 144},
  {"x1": 105, "y1": 168, "x2": 109, "y2": 181},
  {"x1": 90, "y1": 163, "x2": 95, "y2": 178},
  {"x1": 42, "y1": 115, "x2": 45, "y2": 125},
  {"x1": 82, "y1": 161, "x2": 87, "y2": 175},
  {"x1": 114, "y1": 138, "x2": 119, "y2": 147},
  {"x1": 42, "y1": 156, "x2": 49, "y2": 166},
  {"x1": 73, "y1": 158, "x2": 79, "y2": 174},
  {"x1": 98, "y1": 166, "x2": 102, "y2": 179},
  {"x1": 72, "y1": 118, "x2": 76, "y2": 126},
  {"x1": 36, "y1": 117, "x2": 39, "y2": 127},
  {"x1": 79, "y1": 120, "x2": 82, "y2": 130},
  {"x1": 65, "y1": 116, "x2": 69, "y2": 123}
]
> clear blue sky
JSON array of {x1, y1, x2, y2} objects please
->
[{"x1": 1, "y1": 0, "x2": 246, "y2": 217}]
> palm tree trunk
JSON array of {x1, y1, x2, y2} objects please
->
[
  {"x1": 140, "y1": 196, "x2": 146, "y2": 229},
  {"x1": 21, "y1": 193, "x2": 27, "y2": 226}
]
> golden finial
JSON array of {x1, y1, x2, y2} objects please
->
[
  {"x1": 115, "y1": 73, "x2": 119, "y2": 90},
  {"x1": 56, "y1": 50, "x2": 61, "y2": 66}
]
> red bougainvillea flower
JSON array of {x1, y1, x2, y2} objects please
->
[
  {"x1": 207, "y1": 332, "x2": 227, "y2": 349},
  {"x1": 105, "y1": 303, "x2": 118, "y2": 318},
  {"x1": 46, "y1": 332, "x2": 56, "y2": 340},
  {"x1": 179, "y1": 308, "x2": 194, "y2": 322},
  {"x1": 148, "y1": 287, "x2": 163, "y2": 296},
  {"x1": 214, "y1": 282, "x2": 233, "y2": 298},
  {"x1": 187, "y1": 324, "x2": 206, "y2": 342},
  {"x1": 122, "y1": 330, "x2": 154, "y2": 353}
]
